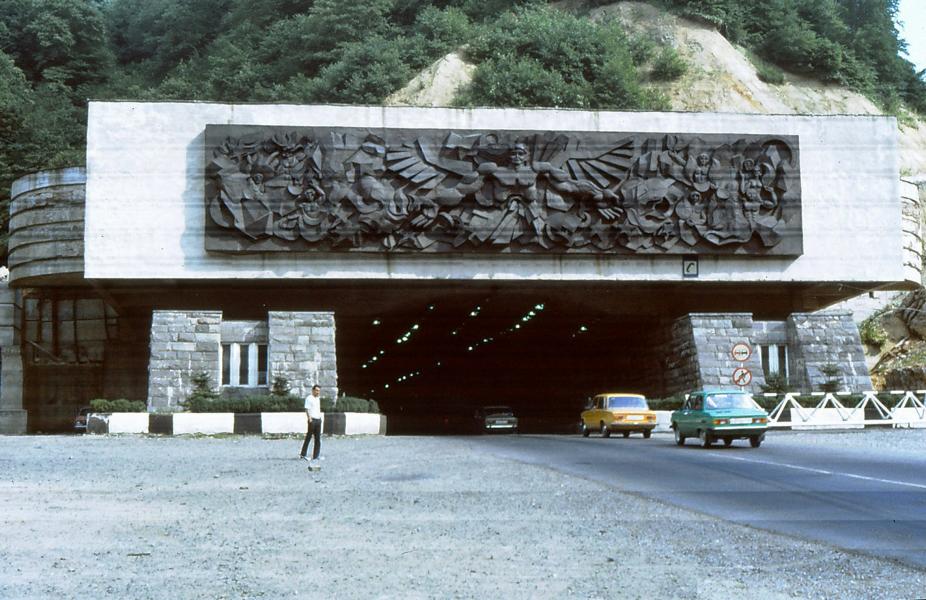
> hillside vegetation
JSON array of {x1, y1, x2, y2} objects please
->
[{"x1": 1, "y1": 0, "x2": 924, "y2": 259}]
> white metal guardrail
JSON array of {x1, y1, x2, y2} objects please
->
[{"x1": 762, "y1": 391, "x2": 926, "y2": 429}]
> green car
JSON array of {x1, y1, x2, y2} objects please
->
[{"x1": 671, "y1": 390, "x2": 769, "y2": 448}]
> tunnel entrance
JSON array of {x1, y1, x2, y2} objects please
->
[{"x1": 336, "y1": 292, "x2": 667, "y2": 434}]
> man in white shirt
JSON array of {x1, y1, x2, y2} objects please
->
[{"x1": 300, "y1": 384, "x2": 323, "y2": 465}]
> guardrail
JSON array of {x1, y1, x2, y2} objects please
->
[{"x1": 762, "y1": 391, "x2": 926, "y2": 429}]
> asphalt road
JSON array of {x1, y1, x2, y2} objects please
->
[{"x1": 473, "y1": 430, "x2": 926, "y2": 569}]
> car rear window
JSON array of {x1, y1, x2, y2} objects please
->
[
  {"x1": 607, "y1": 396, "x2": 648, "y2": 409},
  {"x1": 704, "y1": 394, "x2": 760, "y2": 409},
  {"x1": 483, "y1": 406, "x2": 512, "y2": 416}
]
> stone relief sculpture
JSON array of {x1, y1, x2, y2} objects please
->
[{"x1": 205, "y1": 125, "x2": 801, "y2": 255}]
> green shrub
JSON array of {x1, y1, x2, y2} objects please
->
[
  {"x1": 760, "y1": 372, "x2": 790, "y2": 394},
  {"x1": 183, "y1": 371, "x2": 221, "y2": 412},
  {"x1": 184, "y1": 394, "x2": 305, "y2": 413},
  {"x1": 89, "y1": 398, "x2": 147, "y2": 412},
  {"x1": 819, "y1": 363, "x2": 842, "y2": 393},
  {"x1": 649, "y1": 46, "x2": 687, "y2": 81},
  {"x1": 747, "y1": 51, "x2": 786, "y2": 84},
  {"x1": 458, "y1": 6, "x2": 654, "y2": 110},
  {"x1": 325, "y1": 395, "x2": 381, "y2": 413},
  {"x1": 859, "y1": 310, "x2": 889, "y2": 351},
  {"x1": 646, "y1": 395, "x2": 685, "y2": 411}
]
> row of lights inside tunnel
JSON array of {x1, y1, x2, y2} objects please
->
[{"x1": 360, "y1": 302, "x2": 590, "y2": 396}]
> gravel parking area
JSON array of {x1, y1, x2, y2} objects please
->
[{"x1": 1, "y1": 431, "x2": 924, "y2": 599}]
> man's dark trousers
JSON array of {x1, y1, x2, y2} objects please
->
[{"x1": 301, "y1": 417, "x2": 322, "y2": 459}]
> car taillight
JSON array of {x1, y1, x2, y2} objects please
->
[
  {"x1": 753, "y1": 417, "x2": 768, "y2": 424},
  {"x1": 713, "y1": 418, "x2": 729, "y2": 425}
]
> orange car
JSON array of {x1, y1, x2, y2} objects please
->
[{"x1": 580, "y1": 393, "x2": 656, "y2": 438}]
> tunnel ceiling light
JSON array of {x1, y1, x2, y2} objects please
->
[
  {"x1": 535, "y1": 303, "x2": 544, "y2": 310},
  {"x1": 384, "y1": 384, "x2": 390, "y2": 389},
  {"x1": 412, "y1": 324, "x2": 419, "y2": 330},
  {"x1": 579, "y1": 325, "x2": 588, "y2": 332},
  {"x1": 372, "y1": 319, "x2": 381, "y2": 325},
  {"x1": 428, "y1": 304, "x2": 435, "y2": 311}
]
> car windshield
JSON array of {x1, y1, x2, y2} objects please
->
[
  {"x1": 483, "y1": 406, "x2": 512, "y2": 416},
  {"x1": 704, "y1": 393, "x2": 759, "y2": 409},
  {"x1": 607, "y1": 396, "x2": 648, "y2": 409}
]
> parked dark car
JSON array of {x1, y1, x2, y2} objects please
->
[
  {"x1": 73, "y1": 406, "x2": 91, "y2": 433},
  {"x1": 474, "y1": 406, "x2": 518, "y2": 434}
]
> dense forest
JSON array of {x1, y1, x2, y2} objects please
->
[{"x1": 1, "y1": 0, "x2": 924, "y2": 259}]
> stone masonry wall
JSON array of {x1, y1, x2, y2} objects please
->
[
  {"x1": 0, "y1": 282, "x2": 26, "y2": 433},
  {"x1": 686, "y1": 313, "x2": 766, "y2": 393},
  {"x1": 786, "y1": 311, "x2": 872, "y2": 392},
  {"x1": 661, "y1": 317, "x2": 701, "y2": 396},
  {"x1": 147, "y1": 311, "x2": 222, "y2": 410},
  {"x1": 268, "y1": 312, "x2": 337, "y2": 401}
]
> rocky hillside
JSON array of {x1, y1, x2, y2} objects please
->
[{"x1": 387, "y1": 0, "x2": 926, "y2": 178}]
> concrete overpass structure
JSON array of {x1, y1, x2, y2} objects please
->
[{"x1": 1, "y1": 102, "x2": 921, "y2": 433}]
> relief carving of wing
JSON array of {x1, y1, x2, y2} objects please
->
[
  {"x1": 536, "y1": 135, "x2": 636, "y2": 191},
  {"x1": 384, "y1": 135, "x2": 478, "y2": 195}
]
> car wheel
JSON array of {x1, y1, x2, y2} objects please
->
[
  {"x1": 580, "y1": 422, "x2": 590, "y2": 437},
  {"x1": 643, "y1": 429, "x2": 651, "y2": 439},
  {"x1": 622, "y1": 431, "x2": 630, "y2": 438},
  {"x1": 699, "y1": 429, "x2": 712, "y2": 448},
  {"x1": 673, "y1": 426, "x2": 685, "y2": 446},
  {"x1": 723, "y1": 438, "x2": 733, "y2": 447},
  {"x1": 600, "y1": 422, "x2": 610, "y2": 438},
  {"x1": 750, "y1": 436, "x2": 762, "y2": 448}
]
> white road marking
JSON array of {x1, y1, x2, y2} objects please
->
[{"x1": 711, "y1": 453, "x2": 926, "y2": 490}]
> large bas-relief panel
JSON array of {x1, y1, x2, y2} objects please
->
[{"x1": 205, "y1": 125, "x2": 801, "y2": 256}]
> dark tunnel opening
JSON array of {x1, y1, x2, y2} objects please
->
[{"x1": 336, "y1": 292, "x2": 667, "y2": 434}]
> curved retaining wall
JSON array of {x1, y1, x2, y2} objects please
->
[{"x1": 8, "y1": 167, "x2": 85, "y2": 285}]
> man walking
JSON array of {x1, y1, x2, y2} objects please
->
[{"x1": 300, "y1": 384, "x2": 323, "y2": 468}]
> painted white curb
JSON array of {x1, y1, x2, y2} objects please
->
[
  {"x1": 172, "y1": 413, "x2": 235, "y2": 435},
  {"x1": 261, "y1": 412, "x2": 321, "y2": 434}
]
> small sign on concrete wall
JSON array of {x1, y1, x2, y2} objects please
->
[{"x1": 682, "y1": 256, "x2": 699, "y2": 278}]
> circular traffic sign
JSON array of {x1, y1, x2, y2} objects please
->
[
  {"x1": 731, "y1": 342, "x2": 751, "y2": 362},
  {"x1": 732, "y1": 367, "x2": 752, "y2": 386}
]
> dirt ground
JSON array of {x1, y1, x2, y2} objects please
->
[{"x1": 1, "y1": 433, "x2": 923, "y2": 599}]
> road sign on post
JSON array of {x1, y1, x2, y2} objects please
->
[
  {"x1": 732, "y1": 367, "x2": 752, "y2": 387},
  {"x1": 731, "y1": 342, "x2": 751, "y2": 362}
]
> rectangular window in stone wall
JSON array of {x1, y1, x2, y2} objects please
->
[
  {"x1": 760, "y1": 344, "x2": 789, "y2": 379},
  {"x1": 220, "y1": 343, "x2": 268, "y2": 387}
]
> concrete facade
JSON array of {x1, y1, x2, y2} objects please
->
[
  {"x1": 84, "y1": 103, "x2": 913, "y2": 287},
  {"x1": 1, "y1": 103, "x2": 915, "y2": 431}
]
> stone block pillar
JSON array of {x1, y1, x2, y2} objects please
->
[
  {"x1": 0, "y1": 282, "x2": 26, "y2": 433},
  {"x1": 664, "y1": 313, "x2": 766, "y2": 396},
  {"x1": 147, "y1": 311, "x2": 222, "y2": 411},
  {"x1": 268, "y1": 312, "x2": 337, "y2": 401},
  {"x1": 786, "y1": 311, "x2": 872, "y2": 392}
]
